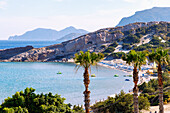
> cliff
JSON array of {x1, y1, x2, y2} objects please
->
[
  {"x1": 1, "y1": 21, "x2": 169, "y2": 62},
  {"x1": 0, "y1": 46, "x2": 33, "y2": 60}
]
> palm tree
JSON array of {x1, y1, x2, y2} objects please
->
[
  {"x1": 74, "y1": 51, "x2": 104, "y2": 113},
  {"x1": 122, "y1": 50, "x2": 147, "y2": 113},
  {"x1": 149, "y1": 48, "x2": 169, "y2": 113}
]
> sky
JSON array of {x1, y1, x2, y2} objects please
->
[{"x1": 0, "y1": 0, "x2": 170, "y2": 40}]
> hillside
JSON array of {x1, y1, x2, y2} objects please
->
[
  {"x1": 56, "y1": 33, "x2": 86, "y2": 42},
  {"x1": 117, "y1": 7, "x2": 170, "y2": 27},
  {"x1": 8, "y1": 26, "x2": 88, "y2": 41},
  {"x1": 1, "y1": 21, "x2": 170, "y2": 62}
]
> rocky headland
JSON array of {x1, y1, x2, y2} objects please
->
[{"x1": 0, "y1": 21, "x2": 168, "y2": 62}]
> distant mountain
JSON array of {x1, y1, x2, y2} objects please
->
[
  {"x1": 56, "y1": 33, "x2": 85, "y2": 42},
  {"x1": 8, "y1": 26, "x2": 88, "y2": 41},
  {"x1": 117, "y1": 7, "x2": 170, "y2": 27}
]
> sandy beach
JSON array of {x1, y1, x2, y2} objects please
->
[
  {"x1": 98, "y1": 59, "x2": 153, "y2": 85},
  {"x1": 69, "y1": 58, "x2": 170, "y2": 112},
  {"x1": 97, "y1": 59, "x2": 170, "y2": 113}
]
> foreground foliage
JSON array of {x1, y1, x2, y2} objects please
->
[
  {"x1": 139, "y1": 72, "x2": 170, "y2": 106},
  {"x1": 91, "y1": 90, "x2": 150, "y2": 113},
  {"x1": 0, "y1": 88, "x2": 72, "y2": 113}
]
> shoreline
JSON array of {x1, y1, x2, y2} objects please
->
[
  {"x1": 0, "y1": 59, "x2": 156, "y2": 106},
  {"x1": 95, "y1": 59, "x2": 155, "y2": 99}
]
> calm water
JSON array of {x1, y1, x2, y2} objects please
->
[
  {"x1": 0, "y1": 40, "x2": 60, "y2": 49},
  {"x1": 0, "y1": 62, "x2": 133, "y2": 105}
]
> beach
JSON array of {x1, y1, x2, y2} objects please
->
[{"x1": 98, "y1": 59, "x2": 154, "y2": 85}]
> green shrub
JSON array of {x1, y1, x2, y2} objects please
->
[
  {"x1": 100, "y1": 45, "x2": 106, "y2": 49},
  {"x1": 103, "y1": 46, "x2": 115, "y2": 53},
  {"x1": 149, "y1": 36, "x2": 162, "y2": 45},
  {"x1": 109, "y1": 41, "x2": 118, "y2": 48},
  {"x1": 123, "y1": 34, "x2": 140, "y2": 44},
  {"x1": 91, "y1": 90, "x2": 150, "y2": 113},
  {"x1": 108, "y1": 52, "x2": 125, "y2": 59},
  {"x1": 0, "y1": 88, "x2": 72, "y2": 113},
  {"x1": 122, "y1": 43, "x2": 131, "y2": 50},
  {"x1": 73, "y1": 105, "x2": 84, "y2": 113}
]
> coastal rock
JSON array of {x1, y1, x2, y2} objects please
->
[
  {"x1": 0, "y1": 46, "x2": 33, "y2": 60},
  {"x1": 1, "y1": 21, "x2": 168, "y2": 62}
]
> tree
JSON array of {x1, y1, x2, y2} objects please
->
[
  {"x1": 122, "y1": 50, "x2": 147, "y2": 113},
  {"x1": 149, "y1": 47, "x2": 169, "y2": 113},
  {"x1": 0, "y1": 87, "x2": 72, "y2": 113},
  {"x1": 91, "y1": 90, "x2": 150, "y2": 113},
  {"x1": 74, "y1": 51, "x2": 104, "y2": 113}
]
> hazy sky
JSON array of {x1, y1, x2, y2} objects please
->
[{"x1": 0, "y1": 0, "x2": 170, "y2": 40}]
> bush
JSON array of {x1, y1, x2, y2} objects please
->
[
  {"x1": 143, "y1": 88, "x2": 155, "y2": 94},
  {"x1": 103, "y1": 46, "x2": 115, "y2": 53},
  {"x1": 103, "y1": 53, "x2": 109, "y2": 57},
  {"x1": 149, "y1": 36, "x2": 162, "y2": 45},
  {"x1": 122, "y1": 43, "x2": 131, "y2": 50},
  {"x1": 133, "y1": 43, "x2": 153, "y2": 51},
  {"x1": 91, "y1": 90, "x2": 150, "y2": 113},
  {"x1": 109, "y1": 41, "x2": 118, "y2": 48},
  {"x1": 138, "y1": 72, "x2": 170, "y2": 106},
  {"x1": 0, "y1": 88, "x2": 72, "y2": 113},
  {"x1": 107, "y1": 52, "x2": 125, "y2": 59},
  {"x1": 138, "y1": 96, "x2": 150, "y2": 110},
  {"x1": 73, "y1": 105, "x2": 84, "y2": 113},
  {"x1": 100, "y1": 45, "x2": 106, "y2": 49},
  {"x1": 123, "y1": 34, "x2": 140, "y2": 44}
]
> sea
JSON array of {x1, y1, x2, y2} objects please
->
[
  {"x1": 0, "y1": 40, "x2": 133, "y2": 105},
  {"x1": 0, "y1": 40, "x2": 60, "y2": 49}
]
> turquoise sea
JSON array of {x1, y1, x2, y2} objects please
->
[
  {"x1": 0, "y1": 40, "x2": 133, "y2": 105},
  {"x1": 0, "y1": 62, "x2": 133, "y2": 105},
  {"x1": 0, "y1": 40, "x2": 60, "y2": 49}
]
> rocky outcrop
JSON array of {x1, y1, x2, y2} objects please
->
[
  {"x1": 1, "y1": 21, "x2": 167, "y2": 62},
  {"x1": 0, "y1": 46, "x2": 33, "y2": 60}
]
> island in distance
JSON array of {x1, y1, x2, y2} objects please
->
[{"x1": 8, "y1": 26, "x2": 88, "y2": 41}]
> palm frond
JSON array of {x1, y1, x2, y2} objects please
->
[{"x1": 73, "y1": 51, "x2": 104, "y2": 72}]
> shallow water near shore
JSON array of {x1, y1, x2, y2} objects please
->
[{"x1": 0, "y1": 62, "x2": 133, "y2": 105}]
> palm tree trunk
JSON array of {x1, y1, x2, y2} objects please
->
[
  {"x1": 133, "y1": 66, "x2": 139, "y2": 113},
  {"x1": 158, "y1": 63, "x2": 164, "y2": 113},
  {"x1": 83, "y1": 67, "x2": 90, "y2": 113}
]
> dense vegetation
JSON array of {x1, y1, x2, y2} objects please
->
[
  {"x1": 103, "y1": 46, "x2": 115, "y2": 53},
  {"x1": 0, "y1": 88, "x2": 73, "y2": 113},
  {"x1": 134, "y1": 36, "x2": 170, "y2": 51},
  {"x1": 107, "y1": 52, "x2": 125, "y2": 59},
  {"x1": 104, "y1": 22, "x2": 170, "y2": 54},
  {"x1": 122, "y1": 43, "x2": 131, "y2": 50},
  {"x1": 121, "y1": 22, "x2": 170, "y2": 50},
  {"x1": 138, "y1": 72, "x2": 170, "y2": 106},
  {"x1": 108, "y1": 42, "x2": 118, "y2": 48},
  {"x1": 123, "y1": 34, "x2": 140, "y2": 44},
  {"x1": 102, "y1": 42, "x2": 118, "y2": 54},
  {"x1": 91, "y1": 90, "x2": 150, "y2": 113}
]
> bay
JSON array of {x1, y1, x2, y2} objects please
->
[{"x1": 0, "y1": 62, "x2": 133, "y2": 105}]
